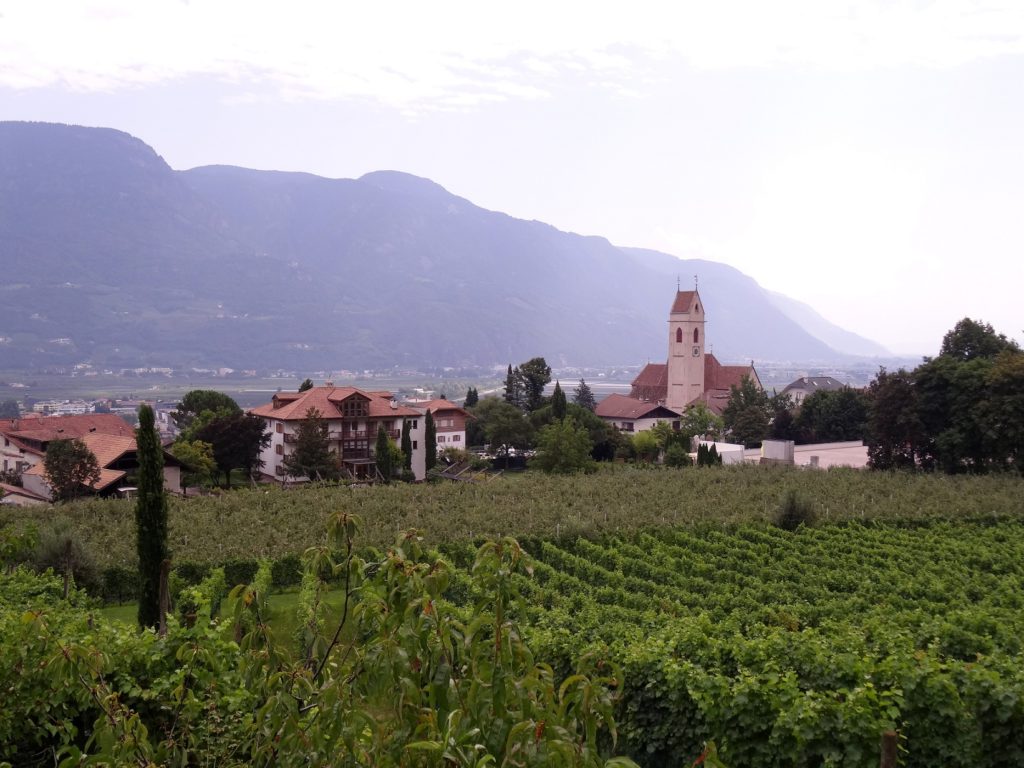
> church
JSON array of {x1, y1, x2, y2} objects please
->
[{"x1": 595, "y1": 288, "x2": 760, "y2": 431}]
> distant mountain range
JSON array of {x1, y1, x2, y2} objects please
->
[{"x1": 0, "y1": 121, "x2": 889, "y2": 371}]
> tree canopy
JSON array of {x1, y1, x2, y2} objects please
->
[
  {"x1": 722, "y1": 376, "x2": 771, "y2": 447},
  {"x1": 43, "y1": 439, "x2": 100, "y2": 502},
  {"x1": 282, "y1": 407, "x2": 339, "y2": 482},
  {"x1": 193, "y1": 412, "x2": 270, "y2": 487},
  {"x1": 532, "y1": 418, "x2": 596, "y2": 474},
  {"x1": 171, "y1": 389, "x2": 241, "y2": 434}
]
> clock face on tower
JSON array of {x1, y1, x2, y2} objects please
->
[{"x1": 692, "y1": 345, "x2": 700, "y2": 357}]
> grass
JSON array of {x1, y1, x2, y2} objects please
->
[{"x1": 97, "y1": 587, "x2": 349, "y2": 651}]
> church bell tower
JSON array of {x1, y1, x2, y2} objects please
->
[{"x1": 666, "y1": 288, "x2": 706, "y2": 413}]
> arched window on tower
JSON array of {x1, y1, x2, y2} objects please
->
[
  {"x1": 676, "y1": 328, "x2": 683, "y2": 343},
  {"x1": 693, "y1": 328, "x2": 699, "y2": 344}
]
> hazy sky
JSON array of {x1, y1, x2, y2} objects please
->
[{"x1": 2, "y1": 1, "x2": 1022, "y2": 355}]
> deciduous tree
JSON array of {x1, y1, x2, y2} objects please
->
[
  {"x1": 43, "y1": 438, "x2": 100, "y2": 502},
  {"x1": 722, "y1": 375, "x2": 771, "y2": 447},
  {"x1": 518, "y1": 357, "x2": 552, "y2": 412},
  {"x1": 194, "y1": 412, "x2": 270, "y2": 487},
  {"x1": 170, "y1": 440, "x2": 216, "y2": 495},
  {"x1": 866, "y1": 368, "x2": 921, "y2": 470},
  {"x1": 0, "y1": 399, "x2": 19, "y2": 418},
  {"x1": 533, "y1": 418, "x2": 595, "y2": 474},
  {"x1": 171, "y1": 389, "x2": 241, "y2": 433}
]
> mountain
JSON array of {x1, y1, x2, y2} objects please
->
[
  {"x1": 0, "y1": 121, "x2": 884, "y2": 370},
  {"x1": 764, "y1": 291, "x2": 890, "y2": 357}
]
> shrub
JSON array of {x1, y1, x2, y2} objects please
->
[
  {"x1": 775, "y1": 489, "x2": 817, "y2": 531},
  {"x1": 664, "y1": 444, "x2": 691, "y2": 468}
]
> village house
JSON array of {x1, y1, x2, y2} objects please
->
[
  {"x1": 250, "y1": 385, "x2": 426, "y2": 482},
  {"x1": 19, "y1": 431, "x2": 183, "y2": 503},
  {"x1": 417, "y1": 398, "x2": 474, "y2": 451},
  {"x1": 596, "y1": 288, "x2": 762, "y2": 433},
  {"x1": 779, "y1": 376, "x2": 848, "y2": 406},
  {"x1": 0, "y1": 413, "x2": 134, "y2": 477},
  {"x1": 594, "y1": 394, "x2": 682, "y2": 433}
]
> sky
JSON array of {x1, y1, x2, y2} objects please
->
[{"x1": 1, "y1": 0, "x2": 1022, "y2": 356}]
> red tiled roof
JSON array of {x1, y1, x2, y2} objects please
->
[
  {"x1": 419, "y1": 399, "x2": 474, "y2": 419},
  {"x1": 0, "y1": 482, "x2": 49, "y2": 502},
  {"x1": 595, "y1": 393, "x2": 680, "y2": 420},
  {"x1": 0, "y1": 413, "x2": 134, "y2": 443},
  {"x1": 250, "y1": 386, "x2": 421, "y2": 422},
  {"x1": 629, "y1": 355, "x2": 759, "y2": 404},
  {"x1": 671, "y1": 290, "x2": 698, "y2": 314}
]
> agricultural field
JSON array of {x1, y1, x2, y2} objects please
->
[
  {"x1": 3, "y1": 465, "x2": 1022, "y2": 574},
  {"x1": 5, "y1": 465, "x2": 1024, "y2": 765}
]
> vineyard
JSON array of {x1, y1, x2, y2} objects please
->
[
  {"x1": 492, "y1": 521, "x2": 1024, "y2": 766},
  {"x1": 2, "y1": 465, "x2": 1022, "y2": 573},
  {"x1": 4, "y1": 467, "x2": 1024, "y2": 764}
]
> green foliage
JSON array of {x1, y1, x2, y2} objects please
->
[
  {"x1": 193, "y1": 411, "x2": 270, "y2": 487},
  {"x1": 375, "y1": 424, "x2": 393, "y2": 482},
  {"x1": 43, "y1": 437, "x2": 100, "y2": 502},
  {"x1": 171, "y1": 388, "x2": 241, "y2": 433},
  {"x1": 552, "y1": 380, "x2": 568, "y2": 421},
  {"x1": 679, "y1": 402, "x2": 723, "y2": 443},
  {"x1": 867, "y1": 319, "x2": 1024, "y2": 474},
  {"x1": 136, "y1": 403, "x2": 168, "y2": 629},
  {"x1": 534, "y1": 418, "x2": 597, "y2": 474},
  {"x1": 631, "y1": 431, "x2": 659, "y2": 463},
  {"x1": 774, "y1": 489, "x2": 816, "y2": 530},
  {"x1": 2, "y1": 517, "x2": 638, "y2": 767},
  {"x1": 170, "y1": 439, "x2": 216, "y2": 493},
  {"x1": 794, "y1": 387, "x2": 869, "y2": 443},
  {"x1": 696, "y1": 444, "x2": 723, "y2": 467},
  {"x1": 664, "y1": 443, "x2": 691, "y2": 468},
  {"x1": 0, "y1": 398, "x2": 19, "y2": 418},
  {"x1": 519, "y1": 356, "x2": 553, "y2": 412},
  {"x1": 940, "y1": 317, "x2": 1019, "y2": 361},
  {"x1": 282, "y1": 406, "x2": 340, "y2": 481},
  {"x1": 475, "y1": 396, "x2": 535, "y2": 459},
  {"x1": 866, "y1": 368, "x2": 921, "y2": 470},
  {"x1": 573, "y1": 378, "x2": 597, "y2": 412},
  {"x1": 464, "y1": 386, "x2": 479, "y2": 408},
  {"x1": 425, "y1": 410, "x2": 437, "y2": 471},
  {"x1": 33, "y1": 523, "x2": 98, "y2": 597},
  {"x1": 722, "y1": 375, "x2": 771, "y2": 447},
  {"x1": 401, "y1": 418, "x2": 413, "y2": 470},
  {"x1": 298, "y1": 377, "x2": 315, "y2": 392}
]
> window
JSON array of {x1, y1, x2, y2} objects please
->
[
  {"x1": 342, "y1": 398, "x2": 369, "y2": 418},
  {"x1": 438, "y1": 435, "x2": 446, "y2": 443},
  {"x1": 412, "y1": 440, "x2": 418, "y2": 449},
  {"x1": 693, "y1": 328, "x2": 699, "y2": 344},
  {"x1": 676, "y1": 327, "x2": 683, "y2": 343},
  {"x1": 453, "y1": 435, "x2": 461, "y2": 442},
  {"x1": 275, "y1": 423, "x2": 283, "y2": 433},
  {"x1": 275, "y1": 444, "x2": 283, "y2": 455}
]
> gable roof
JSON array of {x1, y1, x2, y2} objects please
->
[
  {"x1": 419, "y1": 399, "x2": 473, "y2": 419},
  {"x1": 0, "y1": 413, "x2": 134, "y2": 444},
  {"x1": 781, "y1": 376, "x2": 846, "y2": 394},
  {"x1": 595, "y1": 393, "x2": 680, "y2": 420},
  {"x1": 250, "y1": 386, "x2": 422, "y2": 422}
]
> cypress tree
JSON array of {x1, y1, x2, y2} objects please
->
[
  {"x1": 136, "y1": 404, "x2": 169, "y2": 630},
  {"x1": 375, "y1": 425, "x2": 392, "y2": 482},
  {"x1": 551, "y1": 380, "x2": 567, "y2": 421},
  {"x1": 425, "y1": 410, "x2": 437, "y2": 470},
  {"x1": 464, "y1": 386, "x2": 479, "y2": 408},
  {"x1": 401, "y1": 419, "x2": 412, "y2": 470}
]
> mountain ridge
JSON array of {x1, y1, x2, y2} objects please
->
[{"x1": 0, "y1": 121, "x2": 888, "y2": 371}]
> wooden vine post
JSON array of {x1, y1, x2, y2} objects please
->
[{"x1": 880, "y1": 730, "x2": 898, "y2": 768}]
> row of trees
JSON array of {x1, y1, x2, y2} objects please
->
[{"x1": 867, "y1": 318, "x2": 1023, "y2": 473}]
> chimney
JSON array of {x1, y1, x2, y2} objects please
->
[{"x1": 324, "y1": 380, "x2": 334, "y2": 388}]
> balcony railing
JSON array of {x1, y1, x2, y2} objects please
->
[{"x1": 283, "y1": 434, "x2": 297, "y2": 444}]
